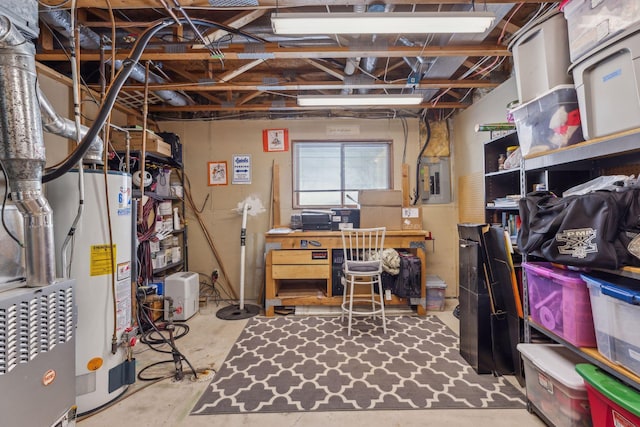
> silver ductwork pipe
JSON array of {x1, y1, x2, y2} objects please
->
[
  {"x1": 40, "y1": 8, "x2": 101, "y2": 50},
  {"x1": 40, "y1": 9, "x2": 190, "y2": 107},
  {"x1": 37, "y1": 87, "x2": 104, "y2": 164},
  {"x1": 358, "y1": 4, "x2": 392, "y2": 94},
  {"x1": 111, "y1": 60, "x2": 189, "y2": 107},
  {"x1": 0, "y1": 16, "x2": 56, "y2": 286},
  {"x1": 397, "y1": 36, "x2": 430, "y2": 74}
]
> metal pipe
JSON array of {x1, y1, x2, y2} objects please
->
[
  {"x1": 111, "y1": 60, "x2": 190, "y2": 107},
  {"x1": 37, "y1": 87, "x2": 104, "y2": 164},
  {"x1": 40, "y1": 9, "x2": 190, "y2": 107},
  {"x1": 0, "y1": 16, "x2": 56, "y2": 286}
]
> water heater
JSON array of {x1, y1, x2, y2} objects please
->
[
  {"x1": 47, "y1": 170, "x2": 134, "y2": 415},
  {"x1": 164, "y1": 272, "x2": 199, "y2": 321}
]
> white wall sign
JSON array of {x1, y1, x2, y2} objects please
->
[
  {"x1": 326, "y1": 124, "x2": 360, "y2": 136},
  {"x1": 232, "y1": 154, "x2": 252, "y2": 184}
]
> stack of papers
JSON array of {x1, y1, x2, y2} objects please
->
[
  {"x1": 267, "y1": 228, "x2": 293, "y2": 234},
  {"x1": 492, "y1": 195, "x2": 521, "y2": 208}
]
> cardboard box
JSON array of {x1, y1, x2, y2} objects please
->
[
  {"x1": 360, "y1": 206, "x2": 401, "y2": 230},
  {"x1": 358, "y1": 190, "x2": 402, "y2": 206},
  {"x1": 401, "y1": 206, "x2": 423, "y2": 230},
  {"x1": 110, "y1": 129, "x2": 172, "y2": 157}
]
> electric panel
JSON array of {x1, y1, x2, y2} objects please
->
[{"x1": 420, "y1": 157, "x2": 451, "y2": 204}]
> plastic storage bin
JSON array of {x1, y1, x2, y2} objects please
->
[
  {"x1": 523, "y1": 262, "x2": 596, "y2": 347},
  {"x1": 509, "y1": 11, "x2": 573, "y2": 104},
  {"x1": 571, "y1": 26, "x2": 640, "y2": 140},
  {"x1": 510, "y1": 85, "x2": 584, "y2": 157},
  {"x1": 426, "y1": 274, "x2": 447, "y2": 311},
  {"x1": 561, "y1": 0, "x2": 640, "y2": 62},
  {"x1": 582, "y1": 273, "x2": 640, "y2": 376},
  {"x1": 517, "y1": 344, "x2": 592, "y2": 427},
  {"x1": 576, "y1": 364, "x2": 640, "y2": 427}
]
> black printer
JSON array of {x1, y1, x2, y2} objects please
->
[{"x1": 301, "y1": 210, "x2": 332, "y2": 231}]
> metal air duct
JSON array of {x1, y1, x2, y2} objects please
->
[
  {"x1": 40, "y1": 9, "x2": 190, "y2": 107},
  {"x1": 0, "y1": 16, "x2": 56, "y2": 286},
  {"x1": 38, "y1": 87, "x2": 104, "y2": 165}
]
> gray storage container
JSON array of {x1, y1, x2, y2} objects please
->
[
  {"x1": 562, "y1": 0, "x2": 640, "y2": 62},
  {"x1": 510, "y1": 11, "x2": 573, "y2": 104},
  {"x1": 571, "y1": 25, "x2": 640, "y2": 140}
]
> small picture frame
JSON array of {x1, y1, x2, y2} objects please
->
[
  {"x1": 262, "y1": 128, "x2": 289, "y2": 152},
  {"x1": 208, "y1": 161, "x2": 227, "y2": 186}
]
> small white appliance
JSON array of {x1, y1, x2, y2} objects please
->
[{"x1": 164, "y1": 272, "x2": 199, "y2": 321}]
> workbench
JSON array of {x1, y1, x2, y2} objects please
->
[{"x1": 264, "y1": 230, "x2": 429, "y2": 317}]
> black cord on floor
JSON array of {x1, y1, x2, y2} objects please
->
[{"x1": 135, "y1": 291, "x2": 199, "y2": 381}]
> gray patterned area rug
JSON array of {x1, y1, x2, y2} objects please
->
[{"x1": 191, "y1": 315, "x2": 525, "y2": 415}]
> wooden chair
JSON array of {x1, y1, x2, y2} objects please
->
[{"x1": 340, "y1": 227, "x2": 387, "y2": 336}]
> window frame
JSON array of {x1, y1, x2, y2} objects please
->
[{"x1": 291, "y1": 139, "x2": 393, "y2": 209}]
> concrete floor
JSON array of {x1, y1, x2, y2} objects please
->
[{"x1": 78, "y1": 300, "x2": 545, "y2": 427}]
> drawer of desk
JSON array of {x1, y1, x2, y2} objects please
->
[
  {"x1": 272, "y1": 264, "x2": 329, "y2": 279},
  {"x1": 271, "y1": 249, "x2": 329, "y2": 265}
]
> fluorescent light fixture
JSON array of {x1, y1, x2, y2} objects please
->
[
  {"x1": 297, "y1": 94, "x2": 424, "y2": 107},
  {"x1": 272, "y1": 12, "x2": 495, "y2": 35}
]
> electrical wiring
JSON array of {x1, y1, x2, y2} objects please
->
[
  {"x1": 135, "y1": 291, "x2": 200, "y2": 382},
  {"x1": 42, "y1": 17, "x2": 265, "y2": 184},
  {"x1": 412, "y1": 113, "x2": 431, "y2": 205},
  {"x1": 136, "y1": 196, "x2": 156, "y2": 284},
  {"x1": 140, "y1": 324, "x2": 190, "y2": 350},
  {"x1": 198, "y1": 271, "x2": 222, "y2": 306}
]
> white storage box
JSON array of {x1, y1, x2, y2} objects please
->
[
  {"x1": 426, "y1": 274, "x2": 447, "y2": 311},
  {"x1": 561, "y1": 0, "x2": 640, "y2": 62},
  {"x1": 517, "y1": 344, "x2": 592, "y2": 427},
  {"x1": 582, "y1": 273, "x2": 640, "y2": 377},
  {"x1": 510, "y1": 11, "x2": 573, "y2": 104},
  {"x1": 571, "y1": 26, "x2": 640, "y2": 140},
  {"x1": 163, "y1": 271, "x2": 199, "y2": 321},
  {"x1": 510, "y1": 85, "x2": 584, "y2": 157}
]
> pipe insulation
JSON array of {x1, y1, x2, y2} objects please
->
[{"x1": 0, "y1": 16, "x2": 55, "y2": 286}]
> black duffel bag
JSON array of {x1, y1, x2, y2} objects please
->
[{"x1": 517, "y1": 189, "x2": 640, "y2": 269}]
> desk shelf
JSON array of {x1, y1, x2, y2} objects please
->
[
  {"x1": 265, "y1": 230, "x2": 429, "y2": 317},
  {"x1": 275, "y1": 279, "x2": 327, "y2": 298}
]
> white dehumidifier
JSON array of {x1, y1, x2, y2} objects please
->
[{"x1": 164, "y1": 272, "x2": 199, "y2": 321}]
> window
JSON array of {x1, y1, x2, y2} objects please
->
[{"x1": 292, "y1": 140, "x2": 392, "y2": 208}]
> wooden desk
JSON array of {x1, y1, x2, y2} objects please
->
[{"x1": 264, "y1": 230, "x2": 429, "y2": 317}]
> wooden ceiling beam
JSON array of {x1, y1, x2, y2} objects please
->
[
  {"x1": 101, "y1": 78, "x2": 499, "y2": 92},
  {"x1": 148, "y1": 100, "x2": 469, "y2": 112},
  {"x1": 304, "y1": 59, "x2": 345, "y2": 81},
  {"x1": 37, "y1": 43, "x2": 510, "y2": 62},
  {"x1": 162, "y1": 64, "x2": 221, "y2": 103},
  {"x1": 218, "y1": 58, "x2": 265, "y2": 82},
  {"x1": 195, "y1": 10, "x2": 268, "y2": 48},
  {"x1": 39, "y1": 0, "x2": 553, "y2": 9}
]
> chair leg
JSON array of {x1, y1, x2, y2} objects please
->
[
  {"x1": 347, "y1": 276, "x2": 355, "y2": 336},
  {"x1": 341, "y1": 275, "x2": 347, "y2": 323},
  {"x1": 371, "y1": 278, "x2": 377, "y2": 320},
  {"x1": 377, "y1": 275, "x2": 387, "y2": 334}
]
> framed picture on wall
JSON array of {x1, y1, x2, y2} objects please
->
[
  {"x1": 262, "y1": 128, "x2": 289, "y2": 152},
  {"x1": 208, "y1": 161, "x2": 227, "y2": 186}
]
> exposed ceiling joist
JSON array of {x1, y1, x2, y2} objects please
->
[
  {"x1": 37, "y1": 43, "x2": 510, "y2": 62},
  {"x1": 105, "y1": 79, "x2": 499, "y2": 92}
]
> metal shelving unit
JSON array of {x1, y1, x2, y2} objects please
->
[
  {"x1": 110, "y1": 149, "x2": 188, "y2": 283},
  {"x1": 521, "y1": 127, "x2": 640, "y2": 392}
]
